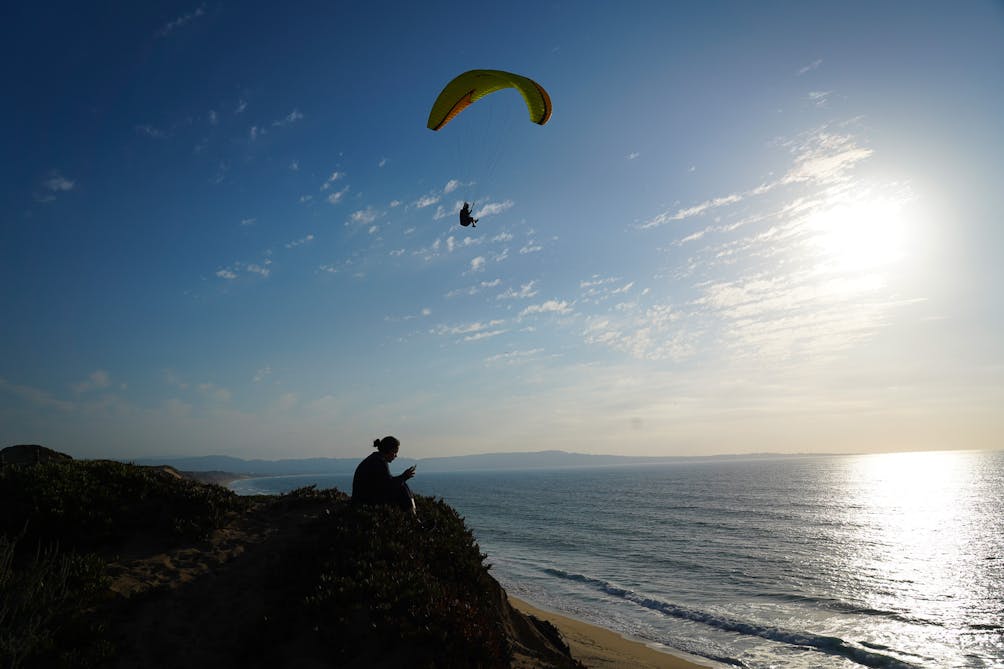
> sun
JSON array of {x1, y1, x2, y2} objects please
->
[{"x1": 807, "y1": 196, "x2": 908, "y2": 273}]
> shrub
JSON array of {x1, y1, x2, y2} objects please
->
[
  {"x1": 0, "y1": 460, "x2": 249, "y2": 554},
  {"x1": 258, "y1": 495, "x2": 511, "y2": 668},
  {"x1": 0, "y1": 535, "x2": 111, "y2": 669}
]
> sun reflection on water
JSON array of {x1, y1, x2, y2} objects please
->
[{"x1": 838, "y1": 450, "x2": 1003, "y2": 664}]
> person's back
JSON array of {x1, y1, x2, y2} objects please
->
[{"x1": 352, "y1": 451, "x2": 390, "y2": 505}]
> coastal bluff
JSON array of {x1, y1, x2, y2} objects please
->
[{"x1": 0, "y1": 450, "x2": 583, "y2": 668}]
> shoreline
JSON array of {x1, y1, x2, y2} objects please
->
[{"x1": 508, "y1": 595, "x2": 712, "y2": 669}]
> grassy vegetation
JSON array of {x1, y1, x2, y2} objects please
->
[
  {"x1": 0, "y1": 536, "x2": 111, "y2": 669},
  {"x1": 0, "y1": 459, "x2": 249, "y2": 555},
  {"x1": 1, "y1": 463, "x2": 550, "y2": 668},
  {"x1": 254, "y1": 485, "x2": 513, "y2": 668},
  {"x1": 0, "y1": 460, "x2": 247, "y2": 668}
]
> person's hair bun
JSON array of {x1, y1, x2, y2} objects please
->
[{"x1": 374, "y1": 435, "x2": 400, "y2": 453}]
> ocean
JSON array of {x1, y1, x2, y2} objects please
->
[{"x1": 230, "y1": 450, "x2": 1004, "y2": 668}]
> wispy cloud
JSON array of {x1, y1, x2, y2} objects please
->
[
  {"x1": 498, "y1": 281, "x2": 539, "y2": 300},
  {"x1": 431, "y1": 319, "x2": 507, "y2": 342},
  {"x1": 273, "y1": 393, "x2": 297, "y2": 412},
  {"x1": 347, "y1": 208, "x2": 378, "y2": 226},
  {"x1": 0, "y1": 378, "x2": 75, "y2": 411},
  {"x1": 579, "y1": 276, "x2": 635, "y2": 303},
  {"x1": 384, "y1": 308, "x2": 432, "y2": 323},
  {"x1": 285, "y1": 234, "x2": 314, "y2": 248},
  {"x1": 246, "y1": 262, "x2": 271, "y2": 277},
  {"x1": 519, "y1": 240, "x2": 543, "y2": 255},
  {"x1": 272, "y1": 109, "x2": 304, "y2": 127},
  {"x1": 73, "y1": 370, "x2": 111, "y2": 394},
  {"x1": 484, "y1": 348, "x2": 545, "y2": 365},
  {"x1": 808, "y1": 91, "x2": 832, "y2": 107},
  {"x1": 34, "y1": 171, "x2": 76, "y2": 202},
  {"x1": 327, "y1": 186, "x2": 349, "y2": 205},
  {"x1": 198, "y1": 382, "x2": 231, "y2": 402},
  {"x1": 583, "y1": 304, "x2": 695, "y2": 361},
  {"x1": 444, "y1": 235, "x2": 482, "y2": 253},
  {"x1": 157, "y1": 4, "x2": 206, "y2": 38},
  {"x1": 445, "y1": 278, "x2": 501, "y2": 298},
  {"x1": 520, "y1": 300, "x2": 573, "y2": 318},
  {"x1": 600, "y1": 123, "x2": 914, "y2": 369},
  {"x1": 781, "y1": 131, "x2": 873, "y2": 185},
  {"x1": 627, "y1": 151, "x2": 640, "y2": 160},
  {"x1": 797, "y1": 59, "x2": 823, "y2": 76},
  {"x1": 240, "y1": 217, "x2": 256, "y2": 226},
  {"x1": 216, "y1": 256, "x2": 273, "y2": 281},
  {"x1": 464, "y1": 329, "x2": 507, "y2": 342},
  {"x1": 415, "y1": 193, "x2": 440, "y2": 209},
  {"x1": 691, "y1": 271, "x2": 908, "y2": 362},
  {"x1": 212, "y1": 161, "x2": 230, "y2": 184},
  {"x1": 475, "y1": 200, "x2": 513, "y2": 218},
  {"x1": 640, "y1": 128, "x2": 872, "y2": 230},
  {"x1": 136, "y1": 124, "x2": 166, "y2": 138},
  {"x1": 164, "y1": 370, "x2": 189, "y2": 390},
  {"x1": 640, "y1": 193, "x2": 745, "y2": 229}
]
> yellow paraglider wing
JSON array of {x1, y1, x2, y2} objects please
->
[{"x1": 427, "y1": 69, "x2": 552, "y2": 131}]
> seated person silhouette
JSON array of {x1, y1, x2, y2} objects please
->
[{"x1": 351, "y1": 435, "x2": 416, "y2": 514}]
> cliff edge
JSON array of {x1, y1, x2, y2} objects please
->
[{"x1": 1, "y1": 455, "x2": 582, "y2": 668}]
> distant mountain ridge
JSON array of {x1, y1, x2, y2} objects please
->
[{"x1": 126, "y1": 450, "x2": 822, "y2": 476}]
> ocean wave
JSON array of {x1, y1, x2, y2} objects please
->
[
  {"x1": 757, "y1": 591, "x2": 936, "y2": 626},
  {"x1": 543, "y1": 568, "x2": 922, "y2": 669}
]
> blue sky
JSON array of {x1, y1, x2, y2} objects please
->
[{"x1": 2, "y1": 2, "x2": 1002, "y2": 460}]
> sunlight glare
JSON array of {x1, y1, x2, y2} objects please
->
[{"x1": 809, "y1": 197, "x2": 908, "y2": 272}]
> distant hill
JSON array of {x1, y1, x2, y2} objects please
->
[
  {"x1": 415, "y1": 450, "x2": 688, "y2": 471},
  {"x1": 1, "y1": 444, "x2": 72, "y2": 466},
  {"x1": 127, "y1": 450, "x2": 820, "y2": 476}
]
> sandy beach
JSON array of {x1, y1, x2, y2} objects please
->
[{"x1": 509, "y1": 596, "x2": 711, "y2": 669}]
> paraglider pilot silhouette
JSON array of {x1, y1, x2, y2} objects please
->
[{"x1": 459, "y1": 202, "x2": 478, "y2": 227}]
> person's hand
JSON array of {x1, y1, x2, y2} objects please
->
[{"x1": 403, "y1": 465, "x2": 417, "y2": 480}]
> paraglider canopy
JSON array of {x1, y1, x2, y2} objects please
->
[{"x1": 427, "y1": 69, "x2": 552, "y2": 131}]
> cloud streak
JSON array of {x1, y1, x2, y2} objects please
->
[
  {"x1": 640, "y1": 129, "x2": 873, "y2": 230},
  {"x1": 157, "y1": 4, "x2": 207, "y2": 37}
]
